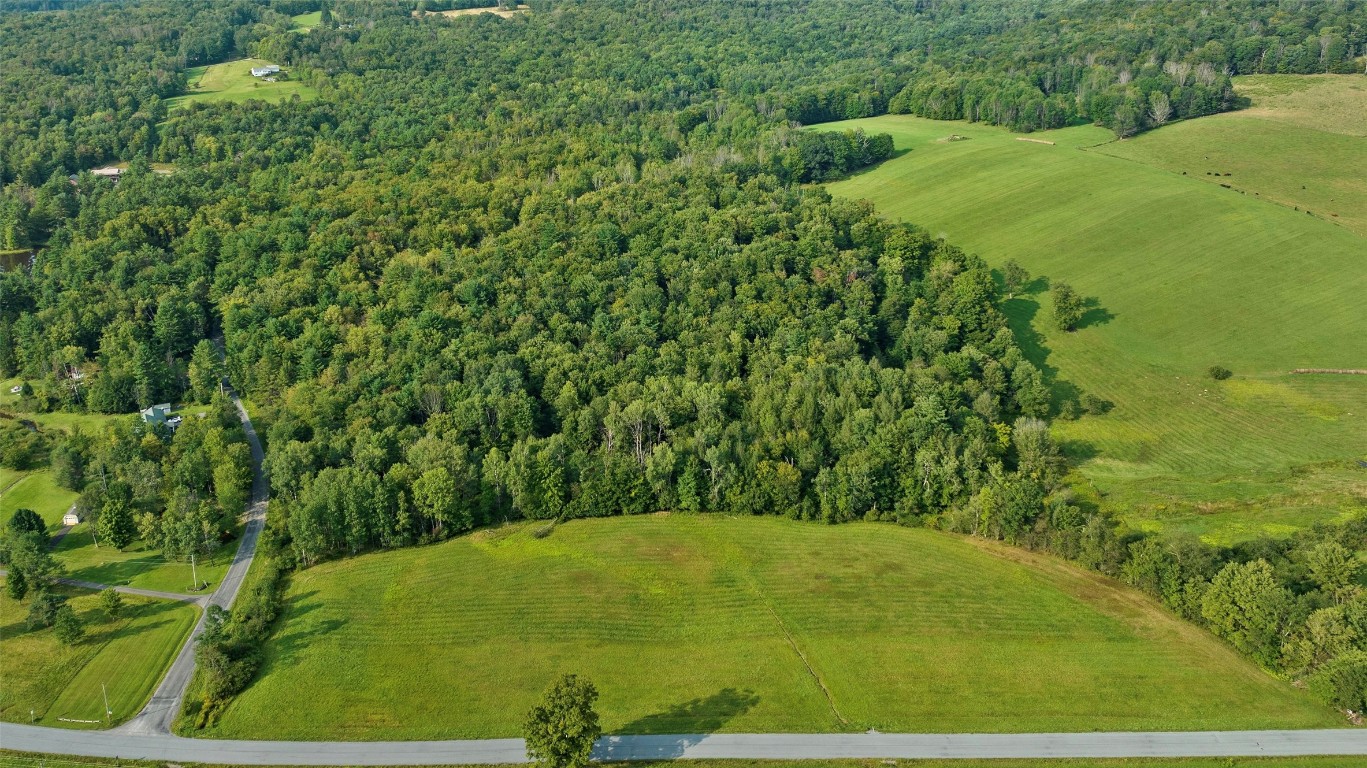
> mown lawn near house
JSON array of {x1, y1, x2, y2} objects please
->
[
  {"x1": 202, "y1": 515, "x2": 1340, "y2": 741},
  {"x1": 168, "y1": 58, "x2": 317, "y2": 111}
]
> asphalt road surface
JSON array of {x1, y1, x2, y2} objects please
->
[
  {"x1": 1, "y1": 725, "x2": 1365, "y2": 764},
  {"x1": 115, "y1": 380, "x2": 269, "y2": 737}
]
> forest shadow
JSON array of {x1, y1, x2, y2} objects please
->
[
  {"x1": 617, "y1": 688, "x2": 761, "y2": 735},
  {"x1": 597, "y1": 688, "x2": 760, "y2": 761},
  {"x1": 261, "y1": 591, "x2": 346, "y2": 670}
]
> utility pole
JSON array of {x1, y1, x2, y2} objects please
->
[{"x1": 102, "y1": 682, "x2": 111, "y2": 726}]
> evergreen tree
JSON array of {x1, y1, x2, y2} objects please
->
[{"x1": 97, "y1": 482, "x2": 137, "y2": 550}]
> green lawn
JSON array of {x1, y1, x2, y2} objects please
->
[
  {"x1": 0, "y1": 580, "x2": 198, "y2": 728},
  {"x1": 0, "y1": 400, "x2": 239, "y2": 594},
  {"x1": 168, "y1": 58, "x2": 317, "y2": 111},
  {"x1": 52, "y1": 520, "x2": 240, "y2": 595},
  {"x1": 204, "y1": 516, "x2": 1338, "y2": 741},
  {"x1": 290, "y1": 10, "x2": 322, "y2": 31},
  {"x1": 0, "y1": 471, "x2": 76, "y2": 530},
  {"x1": 822, "y1": 99, "x2": 1366, "y2": 542}
]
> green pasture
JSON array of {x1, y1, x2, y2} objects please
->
[
  {"x1": 822, "y1": 102, "x2": 1366, "y2": 542},
  {"x1": 1096, "y1": 75, "x2": 1367, "y2": 237},
  {"x1": 0, "y1": 581, "x2": 198, "y2": 728},
  {"x1": 205, "y1": 516, "x2": 1337, "y2": 740},
  {"x1": 290, "y1": 10, "x2": 322, "y2": 31},
  {"x1": 168, "y1": 58, "x2": 316, "y2": 111},
  {"x1": 1230, "y1": 74, "x2": 1367, "y2": 137}
]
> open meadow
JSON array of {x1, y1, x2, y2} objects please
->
[
  {"x1": 1096, "y1": 76, "x2": 1367, "y2": 237},
  {"x1": 822, "y1": 82, "x2": 1367, "y2": 543},
  {"x1": 167, "y1": 58, "x2": 316, "y2": 111},
  {"x1": 203, "y1": 515, "x2": 1338, "y2": 740},
  {"x1": 0, "y1": 580, "x2": 198, "y2": 728}
]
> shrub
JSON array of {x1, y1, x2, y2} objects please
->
[{"x1": 1208, "y1": 365, "x2": 1232, "y2": 380}]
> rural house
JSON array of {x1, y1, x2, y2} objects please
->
[
  {"x1": 250, "y1": 64, "x2": 281, "y2": 77},
  {"x1": 140, "y1": 402, "x2": 172, "y2": 425}
]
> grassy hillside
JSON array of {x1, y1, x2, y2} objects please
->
[
  {"x1": 823, "y1": 97, "x2": 1366, "y2": 543},
  {"x1": 0, "y1": 582, "x2": 198, "y2": 728},
  {"x1": 168, "y1": 59, "x2": 316, "y2": 111},
  {"x1": 1096, "y1": 76, "x2": 1367, "y2": 237},
  {"x1": 205, "y1": 516, "x2": 1337, "y2": 740}
]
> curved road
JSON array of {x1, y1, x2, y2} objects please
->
[{"x1": 5, "y1": 375, "x2": 1365, "y2": 762}]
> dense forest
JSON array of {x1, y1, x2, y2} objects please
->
[{"x1": 1, "y1": 0, "x2": 1365, "y2": 716}]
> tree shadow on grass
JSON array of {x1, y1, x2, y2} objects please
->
[
  {"x1": 596, "y1": 688, "x2": 761, "y2": 760},
  {"x1": 1076, "y1": 297, "x2": 1115, "y2": 330},
  {"x1": 256, "y1": 591, "x2": 347, "y2": 672}
]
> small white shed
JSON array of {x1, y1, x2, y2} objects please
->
[{"x1": 62, "y1": 512, "x2": 81, "y2": 526}]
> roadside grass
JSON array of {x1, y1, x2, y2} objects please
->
[
  {"x1": 167, "y1": 59, "x2": 316, "y2": 111},
  {"x1": 5, "y1": 758, "x2": 1367, "y2": 768},
  {"x1": 1095, "y1": 76, "x2": 1367, "y2": 237},
  {"x1": 0, "y1": 580, "x2": 198, "y2": 728},
  {"x1": 204, "y1": 516, "x2": 1337, "y2": 741},
  {"x1": 822, "y1": 102, "x2": 1366, "y2": 543}
]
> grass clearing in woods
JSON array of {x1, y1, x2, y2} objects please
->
[
  {"x1": 167, "y1": 58, "x2": 317, "y2": 111},
  {"x1": 203, "y1": 516, "x2": 1338, "y2": 740}
]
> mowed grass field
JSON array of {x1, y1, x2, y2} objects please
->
[
  {"x1": 1097, "y1": 76, "x2": 1367, "y2": 237},
  {"x1": 207, "y1": 516, "x2": 1337, "y2": 740},
  {"x1": 0, "y1": 580, "x2": 198, "y2": 727},
  {"x1": 167, "y1": 58, "x2": 316, "y2": 111},
  {"x1": 823, "y1": 92, "x2": 1366, "y2": 542}
]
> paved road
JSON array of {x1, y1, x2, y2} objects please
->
[
  {"x1": 1, "y1": 724, "x2": 1364, "y2": 764},
  {"x1": 115, "y1": 379, "x2": 269, "y2": 737}
]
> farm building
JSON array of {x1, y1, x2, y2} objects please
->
[
  {"x1": 90, "y1": 166, "x2": 122, "y2": 179},
  {"x1": 251, "y1": 64, "x2": 281, "y2": 77},
  {"x1": 63, "y1": 511, "x2": 81, "y2": 525}
]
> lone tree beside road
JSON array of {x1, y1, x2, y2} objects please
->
[{"x1": 524, "y1": 673, "x2": 602, "y2": 768}]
